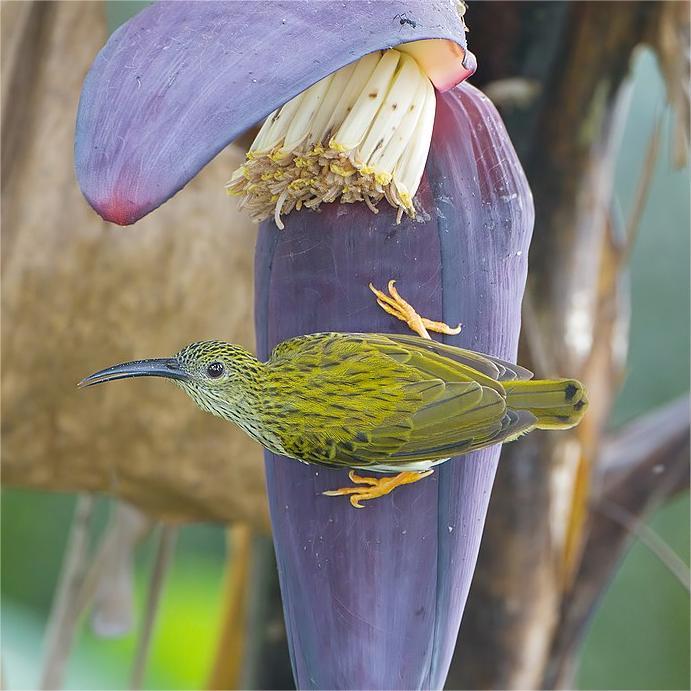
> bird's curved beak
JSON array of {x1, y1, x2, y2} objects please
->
[{"x1": 78, "y1": 358, "x2": 189, "y2": 388}]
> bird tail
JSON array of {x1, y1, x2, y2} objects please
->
[{"x1": 503, "y1": 379, "x2": 588, "y2": 430}]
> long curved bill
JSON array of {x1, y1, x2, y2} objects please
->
[{"x1": 78, "y1": 358, "x2": 189, "y2": 388}]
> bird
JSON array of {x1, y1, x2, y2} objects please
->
[{"x1": 79, "y1": 282, "x2": 588, "y2": 507}]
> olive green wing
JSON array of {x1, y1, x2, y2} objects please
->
[
  {"x1": 268, "y1": 332, "x2": 536, "y2": 468},
  {"x1": 270, "y1": 331, "x2": 533, "y2": 383},
  {"x1": 335, "y1": 333, "x2": 537, "y2": 464},
  {"x1": 331, "y1": 388, "x2": 537, "y2": 467},
  {"x1": 358, "y1": 332, "x2": 534, "y2": 382}
]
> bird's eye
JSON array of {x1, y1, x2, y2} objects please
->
[{"x1": 206, "y1": 362, "x2": 225, "y2": 378}]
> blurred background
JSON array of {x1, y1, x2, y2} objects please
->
[{"x1": 2, "y1": 2, "x2": 689, "y2": 690}]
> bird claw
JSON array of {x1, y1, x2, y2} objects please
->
[
  {"x1": 322, "y1": 281, "x2": 455, "y2": 507},
  {"x1": 369, "y1": 280, "x2": 461, "y2": 340},
  {"x1": 323, "y1": 469, "x2": 434, "y2": 508}
]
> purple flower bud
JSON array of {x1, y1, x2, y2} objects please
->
[{"x1": 255, "y1": 83, "x2": 533, "y2": 688}]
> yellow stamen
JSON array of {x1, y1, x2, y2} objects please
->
[{"x1": 226, "y1": 48, "x2": 435, "y2": 229}]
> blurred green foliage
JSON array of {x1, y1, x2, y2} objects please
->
[
  {"x1": 1, "y1": 5, "x2": 688, "y2": 691},
  {"x1": 2, "y1": 492, "x2": 226, "y2": 690},
  {"x1": 578, "y1": 494, "x2": 690, "y2": 690},
  {"x1": 3, "y1": 560, "x2": 224, "y2": 690}
]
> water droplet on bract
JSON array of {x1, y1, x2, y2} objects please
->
[
  {"x1": 448, "y1": 525, "x2": 454, "y2": 533},
  {"x1": 401, "y1": 530, "x2": 407, "y2": 535}
]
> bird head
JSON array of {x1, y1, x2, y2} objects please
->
[{"x1": 79, "y1": 340, "x2": 262, "y2": 421}]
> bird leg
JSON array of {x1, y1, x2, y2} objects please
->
[
  {"x1": 323, "y1": 469, "x2": 434, "y2": 508},
  {"x1": 323, "y1": 280, "x2": 459, "y2": 506},
  {"x1": 368, "y1": 280, "x2": 461, "y2": 339}
]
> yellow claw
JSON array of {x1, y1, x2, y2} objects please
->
[
  {"x1": 368, "y1": 280, "x2": 462, "y2": 340},
  {"x1": 323, "y1": 470, "x2": 433, "y2": 508},
  {"x1": 321, "y1": 280, "x2": 460, "y2": 508}
]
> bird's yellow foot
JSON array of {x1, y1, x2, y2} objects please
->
[
  {"x1": 323, "y1": 469, "x2": 433, "y2": 508},
  {"x1": 369, "y1": 280, "x2": 461, "y2": 340}
]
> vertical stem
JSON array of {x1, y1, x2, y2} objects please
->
[
  {"x1": 39, "y1": 494, "x2": 96, "y2": 690},
  {"x1": 240, "y1": 535, "x2": 293, "y2": 691},
  {"x1": 206, "y1": 524, "x2": 253, "y2": 690},
  {"x1": 129, "y1": 525, "x2": 178, "y2": 690}
]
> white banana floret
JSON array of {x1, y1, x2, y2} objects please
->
[{"x1": 227, "y1": 48, "x2": 437, "y2": 229}]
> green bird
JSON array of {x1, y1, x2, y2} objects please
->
[{"x1": 80, "y1": 315, "x2": 588, "y2": 507}]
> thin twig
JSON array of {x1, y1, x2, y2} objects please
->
[
  {"x1": 621, "y1": 112, "x2": 663, "y2": 262},
  {"x1": 70, "y1": 513, "x2": 121, "y2": 620},
  {"x1": 598, "y1": 498, "x2": 690, "y2": 591},
  {"x1": 129, "y1": 525, "x2": 178, "y2": 690},
  {"x1": 39, "y1": 494, "x2": 96, "y2": 690},
  {"x1": 90, "y1": 503, "x2": 154, "y2": 638}
]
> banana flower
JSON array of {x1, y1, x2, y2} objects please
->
[{"x1": 75, "y1": 2, "x2": 533, "y2": 688}]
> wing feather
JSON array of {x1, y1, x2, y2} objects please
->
[
  {"x1": 266, "y1": 332, "x2": 534, "y2": 470},
  {"x1": 367, "y1": 333, "x2": 534, "y2": 381}
]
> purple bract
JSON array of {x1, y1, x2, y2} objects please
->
[
  {"x1": 254, "y1": 84, "x2": 533, "y2": 688},
  {"x1": 75, "y1": 0, "x2": 472, "y2": 225}
]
